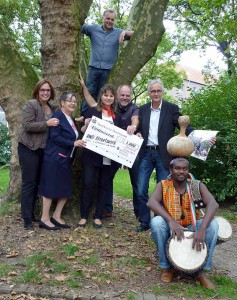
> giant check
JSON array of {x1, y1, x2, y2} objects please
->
[{"x1": 82, "y1": 116, "x2": 143, "y2": 168}]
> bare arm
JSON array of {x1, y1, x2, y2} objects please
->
[
  {"x1": 148, "y1": 183, "x2": 185, "y2": 240},
  {"x1": 127, "y1": 115, "x2": 139, "y2": 135},
  {"x1": 190, "y1": 182, "x2": 219, "y2": 250},
  {"x1": 119, "y1": 30, "x2": 134, "y2": 44},
  {"x1": 79, "y1": 75, "x2": 97, "y2": 107}
]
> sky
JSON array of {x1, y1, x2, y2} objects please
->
[{"x1": 179, "y1": 48, "x2": 226, "y2": 73}]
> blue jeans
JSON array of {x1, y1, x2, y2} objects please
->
[
  {"x1": 105, "y1": 156, "x2": 140, "y2": 217},
  {"x1": 81, "y1": 67, "x2": 110, "y2": 115},
  {"x1": 150, "y1": 216, "x2": 219, "y2": 270},
  {"x1": 138, "y1": 150, "x2": 169, "y2": 227}
]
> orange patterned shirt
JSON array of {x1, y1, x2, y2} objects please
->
[{"x1": 161, "y1": 179, "x2": 201, "y2": 227}]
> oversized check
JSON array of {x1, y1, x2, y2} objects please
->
[{"x1": 82, "y1": 116, "x2": 143, "y2": 168}]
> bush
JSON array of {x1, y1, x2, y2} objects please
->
[
  {"x1": 182, "y1": 75, "x2": 237, "y2": 203},
  {"x1": 0, "y1": 123, "x2": 11, "y2": 166}
]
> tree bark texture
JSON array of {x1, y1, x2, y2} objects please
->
[
  {"x1": 39, "y1": 0, "x2": 92, "y2": 107},
  {"x1": 0, "y1": 22, "x2": 38, "y2": 202},
  {"x1": 108, "y1": 0, "x2": 169, "y2": 87}
]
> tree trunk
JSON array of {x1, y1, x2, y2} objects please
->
[
  {"x1": 39, "y1": 0, "x2": 92, "y2": 108},
  {"x1": 109, "y1": 0, "x2": 169, "y2": 87},
  {"x1": 39, "y1": 0, "x2": 93, "y2": 216},
  {"x1": 0, "y1": 21, "x2": 38, "y2": 202}
]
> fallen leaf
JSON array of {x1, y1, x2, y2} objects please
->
[
  {"x1": 8, "y1": 271, "x2": 18, "y2": 276},
  {"x1": 54, "y1": 274, "x2": 67, "y2": 281},
  {"x1": 66, "y1": 256, "x2": 75, "y2": 260},
  {"x1": 6, "y1": 252, "x2": 19, "y2": 258}
]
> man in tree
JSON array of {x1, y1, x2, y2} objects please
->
[
  {"x1": 147, "y1": 157, "x2": 219, "y2": 288},
  {"x1": 135, "y1": 79, "x2": 193, "y2": 232},
  {"x1": 81, "y1": 9, "x2": 134, "y2": 114}
]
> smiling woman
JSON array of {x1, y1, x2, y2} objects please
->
[
  {"x1": 38, "y1": 92, "x2": 86, "y2": 231},
  {"x1": 17, "y1": 79, "x2": 58, "y2": 230},
  {"x1": 78, "y1": 82, "x2": 123, "y2": 229}
]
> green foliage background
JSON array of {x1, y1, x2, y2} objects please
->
[
  {"x1": 0, "y1": 124, "x2": 11, "y2": 166},
  {"x1": 182, "y1": 75, "x2": 237, "y2": 203}
]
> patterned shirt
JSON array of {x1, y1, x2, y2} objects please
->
[{"x1": 161, "y1": 178, "x2": 201, "y2": 227}]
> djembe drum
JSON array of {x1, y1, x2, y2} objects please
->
[
  {"x1": 166, "y1": 231, "x2": 208, "y2": 273},
  {"x1": 215, "y1": 216, "x2": 232, "y2": 244}
]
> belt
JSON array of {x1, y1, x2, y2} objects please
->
[{"x1": 146, "y1": 145, "x2": 160, "y2": 150}]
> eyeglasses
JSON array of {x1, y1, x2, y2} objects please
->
[
  {"x1": 40, "y1": 89, "x2": 51, "y2": 93},
  {"x1": 66, "y1": 100, "x2": 77, "y2": 104},
  {"x1": 149, "y1": 90, "x2": 163, "y2": 94}
]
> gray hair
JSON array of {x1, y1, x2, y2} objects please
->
[
  {"x1": 103, "y1": 9, "x2": 116, "y2": 17},
  {"x1": 147, "y1": 79, "x2": 165, "y2": 93},
  {"x1": 59, "y1": 91, "x2": 76, "y2": 105}
]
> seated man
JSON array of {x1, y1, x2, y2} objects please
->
[{"x1": 147, "y1": 157, "x2": 219, "y2": 288}]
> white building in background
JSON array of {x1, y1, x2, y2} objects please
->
[
  {"x1": 0, "y1": 107, "x2": 7, "y2": 125},
  {"x1": 167, "y1": 65, "x2": 207, "y2": 101}
]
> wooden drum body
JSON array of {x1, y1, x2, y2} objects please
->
[{"x1": 166, "y1": 231, "x2": 208, "y2": 273}]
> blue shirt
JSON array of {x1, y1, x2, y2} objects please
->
[{"x1": 82, "y1": 24, "x2": 123, "y2": 69}]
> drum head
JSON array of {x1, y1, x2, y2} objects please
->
[
  {"x1": 215, "y1": 216, "x2": 232, "y2": 241},
  {"x1": 166, "y1": 231, "x2": 208, "y2": 273}
]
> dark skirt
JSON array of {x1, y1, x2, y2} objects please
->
[{"x1": 38, "y1": 160, "x2": 73, "y2": 198}]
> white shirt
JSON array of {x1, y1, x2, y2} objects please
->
[{"x1": 147, "y1": 101, "x2": 162, "y2": 146}]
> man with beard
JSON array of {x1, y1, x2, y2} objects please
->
[{"x1": 147, "y1": 157, "x2": 219, "y2": 288}]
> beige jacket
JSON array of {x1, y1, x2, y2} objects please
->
[{"x1": 18, "y1": 99, "x2": 53, "y2": 150}]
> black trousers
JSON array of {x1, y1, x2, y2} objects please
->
[
  {"x1": 80, "y1": 164, "x2": 111, "y2": 220},
  {"x1": 18, "y1": 143, "x2": 44, "y2": 222}
]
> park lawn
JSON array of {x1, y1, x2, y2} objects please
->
[
  {"x1": 0, "y1": 167, "x2": 157, "y2": 200},
  {"x1": 114, "y1": 168, "x2": 157, "y2": 199},
  {"x1": 0, "y1": 167, "x2": 9, "y2": 196}
]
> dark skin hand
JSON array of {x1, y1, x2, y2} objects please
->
[
  {"x1": 147, "y1": 182, "x2": 185, "y2": 241},
  {"x1": 186, "y1": 182, "x2": 218, "y2": 251},
  {"x1": 147, "y1": 162, "x2": 219, "y2": 252}
]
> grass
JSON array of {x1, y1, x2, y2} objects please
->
[
  {"x1": 62, "y1": 244, "x2": 80, "y2": 256},
  {"x1": 0, "y1": 167, "x2": 157, "y2": 200},
  {"x1": 0, "y1": 166, "x2": 9, "y2": 195},
  {"x1": 0, "y1": 263, "x2": 17, "y2": 276},
  {"x1": 151, "y1": 275, "x2": 237, "y2": 299},
  {"x1": 114, "y1": 168, "x2": 157, "y2": 199}
]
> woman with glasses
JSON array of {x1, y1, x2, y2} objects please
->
[
  {"x1": 38, "y1": 92, "x2": 86, "y2": 230},
  {"x1": 18, "y1": 79, "x2": 59, "y2": 229},
  {"x1": 78, "y1": 80, "x2": 122, "y2": 229}
]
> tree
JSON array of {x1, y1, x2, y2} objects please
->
[
  {"x1": 182, "y1": 75, "x2": 237, "y2": 203},
  {"x1": 0, "y1": 0, "x2": 169, "y2": 202},
  {"x1": 0, "y1": 20, "x2": 38, "y2": 201},
  {"x1": 166, "y1": 0, "x2": 237, "y2": 75}
]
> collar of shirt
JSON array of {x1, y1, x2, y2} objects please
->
[
  {"x1": 101, "y1": 25, "x2": 114, "y2": 33},
  {"x1": 150, "y1": 100, "x2": 162, "y2": 111}
]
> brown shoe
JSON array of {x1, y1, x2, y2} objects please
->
[
  {"x1": 103, "y1": 211, "x2": 112, "y2": 218},
  {"x1": 196, "y1": 273, "x2": 214, "y2": 289},
  {"x1": 160, "y1": 269, "x2": 173, "y2": 283}
]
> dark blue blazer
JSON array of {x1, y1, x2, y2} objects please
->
[
  {"x1": 81, "y1": 107, "x2": 122, "y2": 167},
  {"x1": 43, "y1": 109, "x2": 77, "y2": 168},
  {"x1": 138, "y1": 100, "x2": 194, "y2": 169}
]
